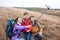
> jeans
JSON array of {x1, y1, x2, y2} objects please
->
[
  {"x1": 16, "y1": 38, "x2": 25, "y2": 40},
  {"x1": 31, "y1": 36, "x2": 35, "y2": 40},
  {"x1": 35, "y1": 34, "x2": 43, "y2": 40},
  {"x1": 24, "y1": 32, "x2": 31, "y2": 40}
]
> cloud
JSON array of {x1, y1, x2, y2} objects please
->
[{"x1": 0, "y1": 0, "x2": 60, "y2": 9}]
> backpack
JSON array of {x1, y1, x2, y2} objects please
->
[{"x1": 5, "y1": 19, "x2": 15, "y2": 39}]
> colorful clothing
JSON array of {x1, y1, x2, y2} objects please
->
[
  {"x1": 11, "y1": 23, "x2": 26, "y2": 40},
  {"x1": 21, "y1": 18, "x2": 32, "y2": 32},
  {"x1": 21, "y1": 18, "x2": 32, "y2": 40}
]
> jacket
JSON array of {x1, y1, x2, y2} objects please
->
[
  {"x1": 21, "y1": 18, "x2": 32, "y2": 32},
  {"x1": 12, "y1": 23, "x2": 26, "y2": 40}
]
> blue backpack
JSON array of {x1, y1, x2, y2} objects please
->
[{"x1": 6, "y1": 19, "x2": 15, "y2": 39}]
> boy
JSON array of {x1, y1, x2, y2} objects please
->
[
  {"x1": 21, "y1": 12, "x2": 32, "y2": 40},
  {"x1": 29, "y1": 16, "x2": 43, "y2": 40}
]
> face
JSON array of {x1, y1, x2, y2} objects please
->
[
  {"x1": 17, "y1": 18, "x2": 22, "y2": 23},
  {"x1": 31, "y1": 17, "x2": 34, "y2": 21},
  {"x1": 24, "y1": 15, "x2": 29, "y2": 19}
]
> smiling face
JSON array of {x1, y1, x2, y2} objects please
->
[
  {"x1": 31, "y1": 17, "x2": 34, "y2": 21},
  {"x1": 17, "y1": 18, "x2": 22, "y2": 23},
  {"x1": 24, "y1": 15, "x2": 29, "y2": 19},
  {"x1": 23, "y1": 12, "x2": 30, "y2": 19},
  {"x1": 30, "y1": 16, "x2": 35, "y2": 21}
]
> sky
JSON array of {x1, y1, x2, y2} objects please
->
[{"x1": 0, "y1": 0, "x2": 60, "y2": 9}]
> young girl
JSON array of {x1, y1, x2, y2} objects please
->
[{"x1": 11, "y1": 17, "x2": 31, "y2": 40}]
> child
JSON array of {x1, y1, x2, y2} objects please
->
[
  {"x1": 21, "y1": 12, "x2": 32, "y2": 40},
  {"x1": 29, "y1": 16, "x2": 40, "y2": 34},
  {"x1": 29, "y1": 16, "x2": 43, "y2": 40},
  {"x1": 12, "y1": 17, "x2": 31, "y2": 40}
]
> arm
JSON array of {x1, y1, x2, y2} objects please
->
[
  {"x1": 13, "y1": 25, "x2": 27, "y2": 34},
  {"x1": 13, "y1": 25, "x2": 17, "y2": 34},
  {"x1": 13, "y1": 25, "x2": 26, "y2": 34},
  {"x1": 28, "y1": 26, "x2": 32, "y2": 31},
  {"x1": 29, "y1": 22, "x2": 32, "y2": 31},
  {"x1": 20, "y1": 26, "x2": 27, "y2": 30},
  {"x1": 38, "y1": 28, "x2": 43, "y2": 35},
  {"x1": 27, "y1": 25, "x2": 32, "y2": 32}
]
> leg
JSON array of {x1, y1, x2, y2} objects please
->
[
  {"x1": 16, "y1": 38, "x2": 25, "y2": 40},
  {"x1": 24, "y1": 32, "x2": 27, "y2": 40},
  {"x1": 6, "y1": 35, "x2": 8, "y2": 40},
  {"x1": 35, "y1": 34, "x2": 43, "y2": 40},
  {"x1": 27, "y1": 32, "x2": 31, "y2": 40},
  {"x1": 31, "y1": 35, "x2": 35, "y2": 40},
  {"x1": 38, "y1": 34, "x2": 43, "y2": 40}
]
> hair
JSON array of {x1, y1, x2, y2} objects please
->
[
  {"x1": 23, "y1": 12, "x2": 28, "y2": 16},
  {"x1": 12, "y1": 17, "x2": 20, "y2": 29},
  {"x1": 15, "y1": 17, "x2": 20, "y2": 23},
  {"x1": 28, "y1": 16, "x2": 34, "y2": 23},
  {"x1": 29, "y1": 16, "x2": 34, "y2": 20},
  {"x1": 30, "y1": 16, "x2": 34, "y2": 18}
]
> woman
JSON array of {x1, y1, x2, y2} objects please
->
[{"x1": 11, "y1": 17, "x2": 31, "y2": 40}]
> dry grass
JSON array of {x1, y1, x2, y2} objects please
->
[{"x1": 0, "y1": 7, "x2": 60, "y2": 40}]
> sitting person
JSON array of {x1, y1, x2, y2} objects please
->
[
  {"x1": 29, "y1": 16, "x2": 43, "y2": 40},
  {"x1": 31, "y1": 28, "x2": 43, "y2": 40},
  {"x1": 29, "y1": 16, "x2": 40, "y2": 34},
  {"x1": 21, "y1": 12, "x2": 32, "y2": 40},
  {"x1": 11, "y1": 17, "x2": 31, "y2": 40}
]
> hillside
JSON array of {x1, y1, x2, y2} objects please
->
[
  {"x1": 15, "y1": 7, "x2": 60, "y2": 17},
  {"x1": 0, "y1": 7, "x2": 60, "y2": 40}
]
